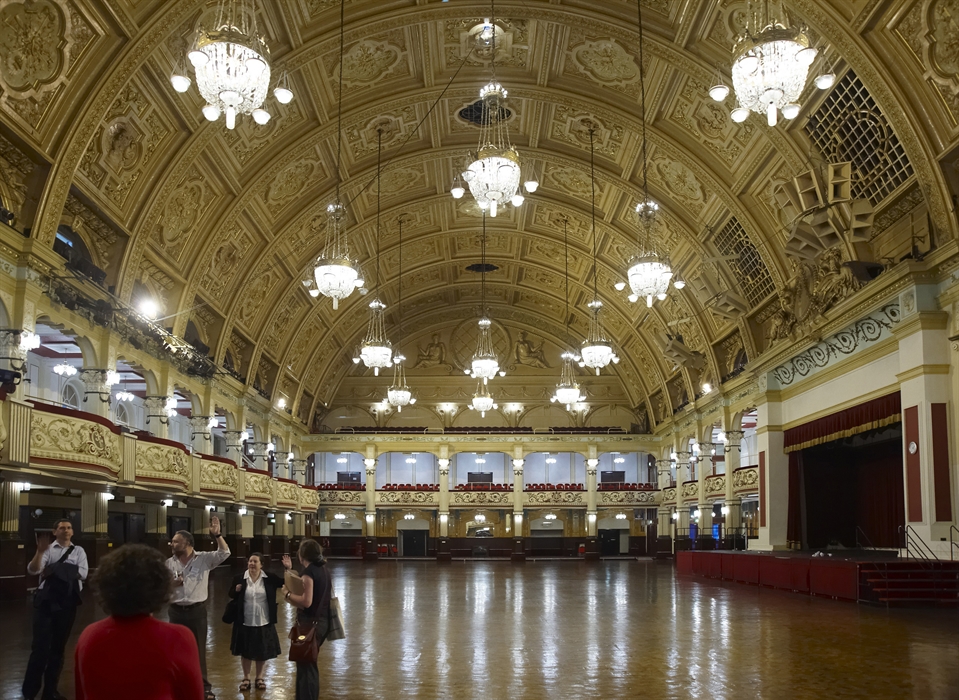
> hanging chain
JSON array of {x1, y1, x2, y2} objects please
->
[
  {"x1": 375, "y1": 127, "x2": 382, "y2": 293},
  {"x1": 481, "y1": 212, "x2": 487, "y2": 315},
  {"x1": 589, "y1": 126, "x2": 598, "y2": 299},
  {"x1": 563, "y1": 216, "x2": 570, "y2": 346},
  {"x1": 334, "y1": 0, "x2": 346, "y2": 202}
]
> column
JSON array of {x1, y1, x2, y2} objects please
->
[
  {"x1": 0, "y1": 329, "x2": 30, "y2": 401},
  {"x1": 249, "y1": 441, "x2": 271, "y2": 472},
  {"x1": 437, "y1": 457, "x2": 451, "y2": 562},
  {"x1": 656, "y1": 507, "x2": 673, "y2": 558},
  {"x1": 79, "y1": 369, "x2": 113, "y2": 418},
  {"x1": 290, "y1": 459, "x2": 308, "y2": 485},
  {"x1": 0, "y1": 480, "x2": 26, "y2": 598},
  {"x1": 363, "y1": 457, "x2": 378, "y2": 560},
  {"x1": 585, "y1": 457, "x2": 599, "y2": 559},
  {"x1": 79, "y1": 490, "x2": 111, "y2": 566},
  {"x1": 190, "y1": 416, "x2": 214, "y2": 454},
  {"x1": 723, "y1": 430, "x2": 745, "y2": 547},
  {"x1": 252, "y1": 512, "x2": 271, "y2": 562},
  {"x1": 754, "y1": 379, "x2": 788, "y2": 550},
  {"x1": 696, "y1": 448, "x2": 714, "y2": 550},
  {"x1": 223, "y1": 510, "x2": 246, "y2": 568},
  {"x1": 511, "y1": 455, "x2": 525, "y2": 562},
  {"x1": 144, "y1": 396, "x2": 172, "y2": 439},
  {"x1": 144, "y1": 502, "x2": 167, "y2": 552}
]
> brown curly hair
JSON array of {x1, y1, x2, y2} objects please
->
[
  {"x1": 92, "y1": 544, "x2": 172, "y2": 617},
  {"x1": 297, "y1": 538, "x2": 324, "y2": 564}
]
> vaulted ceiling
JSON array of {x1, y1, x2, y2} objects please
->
[{"x1": 1, "y1": 0, "x2": 957, "y2": 429}]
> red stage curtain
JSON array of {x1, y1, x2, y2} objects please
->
[{"x1": 784, "y1": 392, "x2": 901, "y2": 453}]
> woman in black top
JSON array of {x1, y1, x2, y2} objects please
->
[
  {"x1": 281, "y1": 539, "x2": 332, "y2": 700},
  {"x1": 228, "y1": 553, "x2": 283, "y2": 691}
]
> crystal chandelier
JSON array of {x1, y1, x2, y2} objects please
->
[
  {"x1": 353, "y1": 127, "x2": 391, "y2": 374},
  {"x1": 707, "y1": 0, "x2": 833, "y2": 126},
  {"x1": 452, "y1": 6, "x2": 536, "y2": 216},
  {"x1": 466, "y1": 213, "x2": 505, "y2": 384},
  {"x1": 171, "y1": 0, "x2": 293, "y2": 129},
  {"x1": 469, "y1": 382, "x2": 497, "y2": 418},
  {"x1": 580, "y1": 126, "x2": 617, "y2": 375},
  {"x1": 386, "y1": 354, "x2": 415, "y2": 411},
  {"x1": 552, "y1": 217, "x2": 586, "y2": 411},
  {"x1": 53, "y1": 363, "x2": 77, "y2": 377},
  {"x1": 306, "y1": 5, "x2": 362, "y2": 310}
]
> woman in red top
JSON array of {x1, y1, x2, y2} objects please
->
[{"x1": 75, "y1": 544, "x2": 204, "y2": 700}]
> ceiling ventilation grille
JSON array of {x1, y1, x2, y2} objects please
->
[
  {"x1": 804, "y1": 70, "x2": 913, "y2": 205},
  {"x1": 713, "y1": 217, "x2": 775, "y2": 306}
]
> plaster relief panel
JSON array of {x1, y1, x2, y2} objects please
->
[
  {"x1": 77, "y1": 78, "x2": 175, "y2": 217},
  {"x1": 264, "y1": 295, "x2": 306, "y2": 353},
  {"x1": 546, "y1": 165, "x2": 606, "y2": 199},
  {"x1": 0, "y1": 0, "x2": 97, "y2": 133},
  {"x1": 199, "y1": 223, "x2": 256, "y2": 304},
  {"x1": 264, "y1": 159, "x2": 317, "y2": 217},
  {"x1": 221, "y1": 96, "x2": 306, "y2": 166},
  {"x1": 0, "y1": 132, "x2": 35, "y2": 223},
  {"x1": 137, "y1": 256, "x2": 179, "y2": 314},
  {"x1": 62, "y1": 193, "x2": 125, "y2": 274},
  {"x1": 669, "y1": 75, "x2": 755, "y2": 166},
  {"x1": 235, "y1": 258, "x2": 284, "y2": 331},
  {"x1": 347, "y1": 109, "x2": 416, "y2": 160},
  {"x1": 444, "y1": 16, "x2": 528, "y2": 69},
  {"x1": 652, "y1": 157, "x2": 705, "y2": 215},
  {"x1": 286, "y1": 320, "x2": 325, "y2": 377},
  {"x1": 896, "y1": 0, "x2": 959, "y2": 123},
  {"x1": 549, "y1": 108, "x2": 624, "y2": 159},
  {"x1": 152, "y1": 169, "x2": 219, "y2": 262},
  {"x1": 564, "y1": 30, "x2": 643, "y2": 99},
  {"x1": 329, "y1": 32, "x2": 409, "y2": 93}
]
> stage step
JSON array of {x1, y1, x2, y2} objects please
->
[{"x1": 859, "y1": 561, "x2": 959, "y2": 606}]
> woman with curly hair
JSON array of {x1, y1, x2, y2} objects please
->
[{"x1": 74, "y1": 544, "x2": 203, "y2": 700}]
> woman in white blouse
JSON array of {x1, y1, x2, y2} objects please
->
[{"x1": 228, "y1": 553, "x2": 284, "y2": 691}]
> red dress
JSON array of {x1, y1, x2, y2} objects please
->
[{"x1": 75, "y1": 614, "x2": 204, "y2": 700}]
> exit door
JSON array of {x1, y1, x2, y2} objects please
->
[{"x1": 400, "y1": 530, "x2": 428, "y2": 557}]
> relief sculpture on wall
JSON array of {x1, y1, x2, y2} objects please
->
[
  {"x1": 510, "y1": 330, "x2": 550, "y2": 369},
  {"x1": 412, "y1": 332, "x2": 451, "y2": 370}
]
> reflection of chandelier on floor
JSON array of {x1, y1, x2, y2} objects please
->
[
  {"x1": 171, "y1": 0, "x2": 294, "y2": 129},
  {"x1": 580, "y1": 125, "x2": 618, "y2": 375},
  {"x1": 450, "y1": 4, "x2": 536, "y2": 217},
  {"x1": 707, "y1": 0, "x2": 834, "y2": 126},
  {"x1": 305, "y1": 1, "x2": 362, "y2": 310}
]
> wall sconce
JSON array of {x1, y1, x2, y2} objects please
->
[
  {"x1": 238, "y1": 506, "x2": 248, "y2": 516},
  {"x1": 163, "y1": 498, "x2": 174, "y2": 507},
  {"x1": 205, "y1": 504, "x2": 215, "y2": 512},
  {"x1": 721, "y1": 506, "x2": 730, "y2": 515},
  {"x1": 438, "y1": 403, "x2": 457, "y2": 415},
  {"x1": 277, "y1": 398, "x2": 287, "y2": 409},
  {"x1": 672, "y1": 512, "x2": 679, "y2": 520}
]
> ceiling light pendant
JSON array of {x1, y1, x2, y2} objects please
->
[
  {"x1": 581, "y1": 125, "x2": 617, "y2": 375},
  {"x1": 626, "y1": 5, "x2": 678, "y2": 309},
  {"x1": 453, "y1": 1, "x2": 535, "y2": 215},
  {"x1": 467, "y1": 213, "x2": 504, "y2": 384},
  {"x1": 53, "y1": 363, "x2": 77, "y2": 377},
  {"x1": 175, "y1": 0, "x2": 290, "y2": 129},
  {"x1": 553, "y1": 216, "x2": 586, "y2": 411},
  {"x1": 721, "y1": 0, "x2": 828, "y2": 126},
  {"x1": 354, "y1": 127, "x2": 391, "y2": 374},
  {"x1": 469, "y1": 382, "x2": 497, "y2": 418},
  {"x1": 386, "y1": 217, "x2": 415, "y2": 411},
  {"x1": 311, "y1": 1, "x2": 361, "y2": 310}
]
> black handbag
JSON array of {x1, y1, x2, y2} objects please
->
[
  {"x1": 34, "y1": 546, "x2": 78, "y2": 611},
  {"x1": 222, "y1": 597, "x2": 238, "y2": 624}
]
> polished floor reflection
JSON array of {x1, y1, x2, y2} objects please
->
[{"x1": 3, "y1": 560, "x2": 957, "y2": 699}]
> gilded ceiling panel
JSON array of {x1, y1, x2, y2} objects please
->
[
  {"x1": 233, "y1": 255, "x2": 287, "y2": 332},
  {"x1": 150, "y1": 166, "x2": 223, "y2": 263},
  {"x1": 198, "y1": 220, "x2": 257, "y2": 306},
  {"x1": 443, "y1": 16, "x2": 529, "y2": 70},
  {"x1": 667, "y1": 74, "x2": 757, "y2": 168},
  {"x1": 0, "y1": 0, "x2": 99, "y2": 136}
]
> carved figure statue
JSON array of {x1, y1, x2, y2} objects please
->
[
  {"x1": 413, "y1": 333, "x2": 450, "y2": 369},
  {"x1": 512, "y1": 331, "x2": 550, "y2": 369}
]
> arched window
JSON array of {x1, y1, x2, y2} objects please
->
[
  {"x1": 115, "y1": 402, "x2": 130, "y2": 426},
  {"x1": 61, "y1": 382, "x2": 81, "y2": 410}
]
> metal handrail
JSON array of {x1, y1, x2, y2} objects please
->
[
  {"x1": 855, "y1": 525, "x2": 877, "y2": 550},
  {"x1": 949, "y1": 525, "x2": 959, "y2": 562},
  {"x1": 899, "y1": 525, "x2": 938, "y2": 564}
]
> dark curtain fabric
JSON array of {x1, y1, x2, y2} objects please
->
[
  {"x1": 787, "y1": 451, "x2": 803, "y2": 549},
  {"x1": 784, "y1": 392, "x2": 901, "y2": 453},
  {"x1": 856, "y1": 443, "x2": 905, "y2": 548}
]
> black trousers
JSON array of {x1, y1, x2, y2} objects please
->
[
  {"x1": 22, "y1": 602, "x2": 78, "y2": 700},
  {"x1": 295, "y1": 614, "x2": 329, "y2": 700},
  {"x1": 168, "y1": 602, "x2": 211, "y2": 693}
]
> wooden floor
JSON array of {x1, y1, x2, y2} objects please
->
[{"x1": 3, "y1": 559, "x2": 958, "y2": 699}]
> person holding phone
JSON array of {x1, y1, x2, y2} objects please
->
[
  {"x1": 22, "y1": 518, "x2": 88, "y2": 700},
  {"x1": 166, "y1": 514, "x2": 231, "y2": 700}
]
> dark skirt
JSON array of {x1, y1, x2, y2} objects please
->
[{"x1": 231, "y1": 623, "x2": 281, "y2": 660}]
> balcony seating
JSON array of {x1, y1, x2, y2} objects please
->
[
  {"x1": 329, "y1": 425, "x2": 630, "y2": 436},
  {"x1": 379, "y1": 483, "x2": 440, "y2": 491}
]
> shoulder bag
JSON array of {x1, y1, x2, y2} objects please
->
[
  {"x1": 34, "y1": 545, "x2": 76, "y2": 610},
  {"x1": 327, "y1": 592, "x2": 345, "y2": 641},
  {"x1": 288, "y1": 619, "x2": 319, "y2": 663}
]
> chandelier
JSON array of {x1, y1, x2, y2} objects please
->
[
  {"x1": 53, "y1": 363, "x2": 77, "y2": 377},
  {"x1": 452, "y1": 6, "x2": 536, "y2": 216},
  {"x1": 469, "y1": 382, "x2": 498, "y2": 418},
  {"x1": 580, "y1": 126, "x2": 617, "y2": 375},
  {"x1": 466, "y1": 214, "x2": 505, "y2": 384},
  {"x1": 353, "y1": 299, "x2": 391, "y2": 375},
  {"x1": 172, "y1": 0, "x2": 293, "y2": 129},
  {"x1": 386, "y1": 354, "x2": 415, "y2": 411},
  {"x1": 708, "y1": 0, "x2": 833, "y2": 126},
  {"x1": 552, "y1": 217, "x2": 586, "y2": 411}
]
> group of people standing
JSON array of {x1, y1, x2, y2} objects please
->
[{"x1": 22, "y1": 515, "x2": 333, "y2": 700}]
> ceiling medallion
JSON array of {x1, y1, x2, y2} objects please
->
[
  {"x1": 171, "y1": 0, "x2": 293, "y2": 129},
  {"x1": 708, "y1": 0, "x2": 835, "y2": 126},
  {"x1": 450, "y1": 3, "x2": 536, "y2": 216}
]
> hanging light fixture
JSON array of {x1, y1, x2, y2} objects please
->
[
  {"x1": 53, "y1": 363, "x2": 77, "y2": 377},
  {"x1": 353, "y1": 128, "x2": 392, "y2": 374},
  {"x1": 469, "y1": 381, "x2": 497, "y2": 418},
  {"x1": 387, "y1": 217, "x2": 416, "y2": 411},
  {"x1": 552, "y1": 217, "x2": 586, "y2": 411},
  {"x1": 625, "y1": 1, "x2": 681, "y2": 309},
  {"x1": 309, "y1": 0, "x2": 362, "y2": 309},
  {"x1": 453, "y1": 2, "x2": 536, "y2": 216},
  {"x1": 709, "y1": 0, "x2": 833, "y2": 126},
  {"x1": 580, "y1": 125, "x2": 618, "y2": 375},
  {"x1": 466, "y1": 213, "x2": 505, "y2": 384},
  {"x1": 173, "y1": 0, "x2": 292, "y2": 129}
]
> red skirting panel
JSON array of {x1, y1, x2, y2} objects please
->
[{"x1": 809, "y1": 560, "x2": 859, "y2": 601}]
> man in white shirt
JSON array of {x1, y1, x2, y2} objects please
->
[
  {"x1": 22, "y1": 518, "x2": 89, "y2": 700},
  {"x1": 166, "y1": 514, "x2": 230, "y2": 700}
]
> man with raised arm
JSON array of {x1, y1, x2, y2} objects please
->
[
  {"x1": 23, "y1": 518, "x2": 88, "y2": 700},
  {"x1": 166, "y1": 514, "x2": 231, "y2": 700}
]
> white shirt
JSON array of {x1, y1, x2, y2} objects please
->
[
  {"x1": 166, "y1": 547, "x2": 231, "y2": 605},
  {"x1": 242, "y1": 571, "x2": 270, "y2": 627},
  {"x1": 28, "y1": 541, "x2": 89, "y2": 591}
]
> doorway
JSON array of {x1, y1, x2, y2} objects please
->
[
  {"x1": 400, "y1": 529, "x2": 428, "y2": 557},
  {"x1": 598, "y1": 530, "x2": 620, "y2": 556}
]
